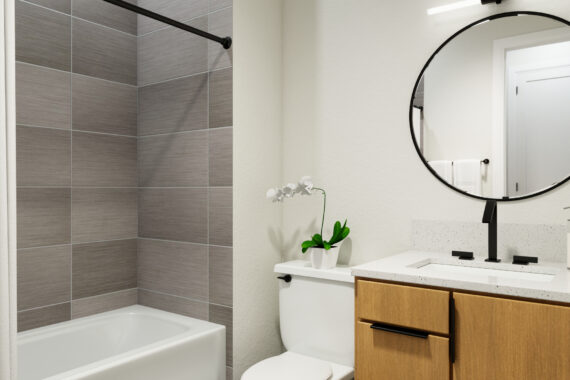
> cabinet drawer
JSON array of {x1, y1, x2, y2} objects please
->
[
  {"x1": 356, "y1": 279, "x2": 449, "y2": 334},
  {"x1": 355, "y1": 321, "x2": 450, "y2": 380}
]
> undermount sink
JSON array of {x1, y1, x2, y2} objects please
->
[{"x1": 411, "y1": 260, "x2": 556, "y2": 283}]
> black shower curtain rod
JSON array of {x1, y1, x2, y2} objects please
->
[{"x1": 102, "y1": 0, "x2": 232, "y2": 49}]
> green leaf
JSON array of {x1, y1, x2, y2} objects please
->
[
  {"x1": 328, "y1": 219, "x2": 350, "y2": 246},
  {"x1": 301, "y1": 240, "x2": 317, "y2": 253},
  {"x1": 323, "y1": 241, "x2": 331, "y2": 250},
  {"x1": 312, "y1": 234, "x2": 323, "y2": 246}
]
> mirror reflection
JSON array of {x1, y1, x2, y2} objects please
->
[{"x1": 412, "y1": 14, "x2": 570, "y2": 199}]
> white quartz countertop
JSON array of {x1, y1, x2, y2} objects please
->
[{"x1": 351, "y1": 251, "x2": 570, "y2": 304}]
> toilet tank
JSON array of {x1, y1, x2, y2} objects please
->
[{"x1": 274, "y1": 260, "x2": 354, "y2": 367}]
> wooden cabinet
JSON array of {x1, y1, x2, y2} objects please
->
[
  {"x1": 355, "y1": 278, "x2": 570, "y2": 380},
  {"x1": 454, "y1": 292, "x2": 570, "y2": 380},
  {"x1": 356, "y1": 321, "x2": 450, "y2": 380}
]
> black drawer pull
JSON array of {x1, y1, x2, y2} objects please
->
[{"x1": 370, "y1": 323, "x2": 429, "y2": 339}]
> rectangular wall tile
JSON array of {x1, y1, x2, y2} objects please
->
[
  {"x1": 26, "y1": 0, "x2": 71, "y2": 14},
  {"x1": 139, "y1": 188, "x2": 207, "y2": 243},
  {"x1": 16, "y1": 1, "x2": 71, "y2": 71},
  {"x1": 209, "y1": 246, "x2": 232, "y2": 307},
  {"x1": 209, "y1": 188, "x2": 232, "y2": 246},
  {"x1": 72, "y1": 74, "x2": 137, "y2": 136},
  {"x1": 72, "y1": 288, "x2": 137, "y2": 319},
  {"x1": 208, "y1": 7, "x2": 232, "y2": 71},
  {"x1": 209, "y1": 128, "x2": 232, "y2": 186},
  {"x1": 72, "y1": 188, "x2": 137, "y2": 243},
  {"x1": 138, "y1": 74, "x2": 208, "y2": 136},
  {"x1": 18, "y1": 303, "x2": 71, "y2": 332},
  {"x1": 210, "y1": 0, "x2": 232, "y2": 13},
  {"x1": 138, "y1": 289, "x2": 209, "y2": 320},
  {"x1": 72, "y1": 0, "x2": 137, "y2": 35},
  {"x1": 138, "y1": 16, "x2": 207, "y2": 86},
  {"x1": 17, "y1": 188, "x2": 71, "y2": 249},
  {"x1": 72, "y1": 239, "x2": 137, "y2": 299},
  {"x1": 209, "y1": 68, "x2": 232, "y2": 128},
  {"x1": 137, "y1": 0, "x2": 209, "y2": 35},
  {"x1": 138, "y1": 132, "x2": 208, "y2": 187},
  {"x1": 138, "y1": 239, "x2": 208, "y2": 301},
  {"x1": 17, "y1": 245, "x2": 71, "y2": 311},
  {"x1": 17, "y1": 126, "x2": 71, "y2": 187},
  {"x1": 72, "y1": 132, "x2": 137, "y2": 187},
  {"x1": 73, "y1": 18, "x2": 137, "y2": 85},
  {"x1": 226, "y1": 367, "x2": 233, "y2": 380},
  {"x1": 16, "y1": 63, "x2": 71, "y2": 129},
  {"x1": 210, "y1": 304, "x2": 232, "y2": 367}
]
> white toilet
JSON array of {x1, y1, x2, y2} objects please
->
[{"x1": 241, "y1": 260, "x2": 354, "y2": 380}]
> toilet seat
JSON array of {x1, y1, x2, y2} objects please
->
[{"x1": 241, "y1": 352, "x2": 333, "y2": 380}]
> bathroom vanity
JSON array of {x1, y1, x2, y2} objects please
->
[{"x1": 352, "y1": 251, "x2": 570, "y2": 380}]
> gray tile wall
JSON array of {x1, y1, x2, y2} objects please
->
[
  {"x1": 15, "y1": 0, "x2": 138, "y2": 332},
  {"x1": 16, "y1": 1, "x2": 233, "y2": 375},
  {"x1": 136, "y1": 1, "x2": 233, "y2": 375}
]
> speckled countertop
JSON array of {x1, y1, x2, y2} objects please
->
[{"x1": 351, "y1": 251, "x2": 570, "y2": 304}]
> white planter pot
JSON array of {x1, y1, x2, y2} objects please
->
[{"x1": 309, "y1": 246, "x2": 339, "y2": 269}]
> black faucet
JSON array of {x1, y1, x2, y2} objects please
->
[{"x1": 482, "y1": 200, "x2": 500, "y2": 262}]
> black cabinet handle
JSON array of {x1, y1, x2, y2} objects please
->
[
  {"x1": 370, "y1": 323, "x2": 428, "y2": 339},
  {"x1": 277, "y1": 275, "x2": 292, "y2": 283}
]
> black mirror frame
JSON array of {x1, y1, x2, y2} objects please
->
[{"x1": 409, "y1": 11, "x2": 570, "y2": 202}]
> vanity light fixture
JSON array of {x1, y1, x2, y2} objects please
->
[{"x1": 427, "y1": 0, "x2": 502, "y2": 15}]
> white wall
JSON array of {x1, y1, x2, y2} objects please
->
[
  {"x1": 233, "y1": 0, "x2": 284, "y2": 378},
  {"x1": 280, "y1": 0, "x2": 570, "y2": 266}
]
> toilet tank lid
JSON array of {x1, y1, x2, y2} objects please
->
[{"x1": 274, "y1": 260, "x2": 354, "y2": 283}]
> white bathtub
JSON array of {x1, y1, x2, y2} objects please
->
[{"x1": 18, "y1": 305, "x2": 226, "y2": 380}]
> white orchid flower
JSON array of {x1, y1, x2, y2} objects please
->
[
  {"x1": 283, "y1": 183, "x2": 298, "y2": 197},
  {"x1": 266, "y1": 188, "x2": 284, "y2": 202},
  {"x1": 298, "y1": 176, "x2": 313, "y2": 195}
]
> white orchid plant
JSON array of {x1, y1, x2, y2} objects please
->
[{"x1": 267, "y1": 176, "x2": 350, "y2": 254}]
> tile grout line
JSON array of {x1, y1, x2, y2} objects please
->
[
  {"x1": 139, "y1": 65, "x2": 232, "y2": 88},
  {"x1": 138, "y1": 288, "x2": 232, "y2": 310}
]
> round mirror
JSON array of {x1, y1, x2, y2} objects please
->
[{"x1": 410, "y1": 12, "x2": 570, "y2": 201}]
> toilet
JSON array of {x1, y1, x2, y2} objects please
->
[{"x1": 241, "y1": 260, "x2": 354, "y2": 380}]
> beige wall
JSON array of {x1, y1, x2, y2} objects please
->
[
  {"x1": 280, "y1": 0, "x2": 570, "y2": 266},
  {"x1": 234, "y1": 0, "x2": 284, "y2": 378}
]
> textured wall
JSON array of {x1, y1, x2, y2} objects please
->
[{"x1": 15, "y1": 0, "x2": 138, "y2": 332}]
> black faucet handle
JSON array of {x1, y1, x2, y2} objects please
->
[
  {"x1": 512, "y1": 255, "x2": 538, "y2": 265},
  {"x1": 452, "y1": 250, "x2": 474, "y2": 260}
]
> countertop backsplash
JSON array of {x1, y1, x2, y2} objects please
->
[{"x1": 412, "y1": 220, "x2": 566, "y2": 263}]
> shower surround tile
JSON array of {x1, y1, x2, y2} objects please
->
[
  {"x1": 138, "y1": 131, "x2": 208, "y2": 187},
  {"x1": 209, "y1": 188, "x2": 232, "y2": 246},
  {"x1": 138, "y1": 74, "x2": 208, "y2": 136},
  {"x1": 71, "y1": 288, "x2": 138, "y2": 319},
  {"x1": 208, "y1": 7, "x2": 232, "y2": 71},
  {"x1": 72, "y1": 74, "x2": 137, "y2": 136},
  {"x1": 138, "y1": 239, "x2": 208, "y2": 301},
  {"x1": 72, "y1": 239, "x2": 137, "y2": 299},
  {"x1": 137, "y1": 0, "x2": 209, "y2": 35},
  {"x1": 73, "y1": 18, "x2": 137, "y2": 85},
  {"x1": 18, "y1": 303, "x2": 71, "y2": 332},
  {"x1": 16, "y1": 63, "x2": 71, "y2": 130},
  {"x1": 138, "y1": 290, "x2": 209, "y2": 320},
  {"x1": 209, "y1": 128, "x2": 233, "y2": 186},
  {"x1": 72, "y1": 0, "x2": 137, "y2": 35},
  {"x1": 26, "y1": 0, "x2": 71, "y2": 14},
  {"x1": 17, "y1": 245, "x2": 71, "y2": 311},
  {"x1": 16, "y1": 126, "x2": 71, "y2": 187},
  {"x1": 15, "y1": 0, "x2": 71, "y2": 71},
  {"x1": 209, "y1": 68, "x2": 233, "y2": 128},
  {"x1": 209, "y1": 246, "x2": 232, "y2": 306},
  {"x1": 72, "y1": 188, "x2": 138, "y2": 243},
  {"x1": 137, "y1": 16, "x2": 208, "y2": 86},
  {"x1": 17, "y1": 188, "x2": 71, "y2": 249},
  {"x1": 138, "y1": 188, "x2": 208, "y2": 243},
  {"x1": 209, "y1": 304, "x2": 232, "y2": 367},
  {"x1": 72, "y1": 132, "x2": 137, "y2": 187}
]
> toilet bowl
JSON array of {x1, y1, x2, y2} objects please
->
[{"x1": 241, "y1": 260, "x2": 354, "y2": 380}]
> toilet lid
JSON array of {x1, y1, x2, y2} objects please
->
[{"x1": 242, "y1": 352, "x2": 332, "y2": 380}]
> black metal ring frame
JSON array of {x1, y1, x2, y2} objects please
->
[{"x1": 409, "y1": 11, "x2": 570, "y2": 202}]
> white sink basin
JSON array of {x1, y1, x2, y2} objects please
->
[{"x1": 413, "y1": 261, "x2": 556, "y2": 283}]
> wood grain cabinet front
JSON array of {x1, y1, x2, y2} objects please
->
[{"x1": 355, "y1": 321, "x2": 450, "y2": 380}]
